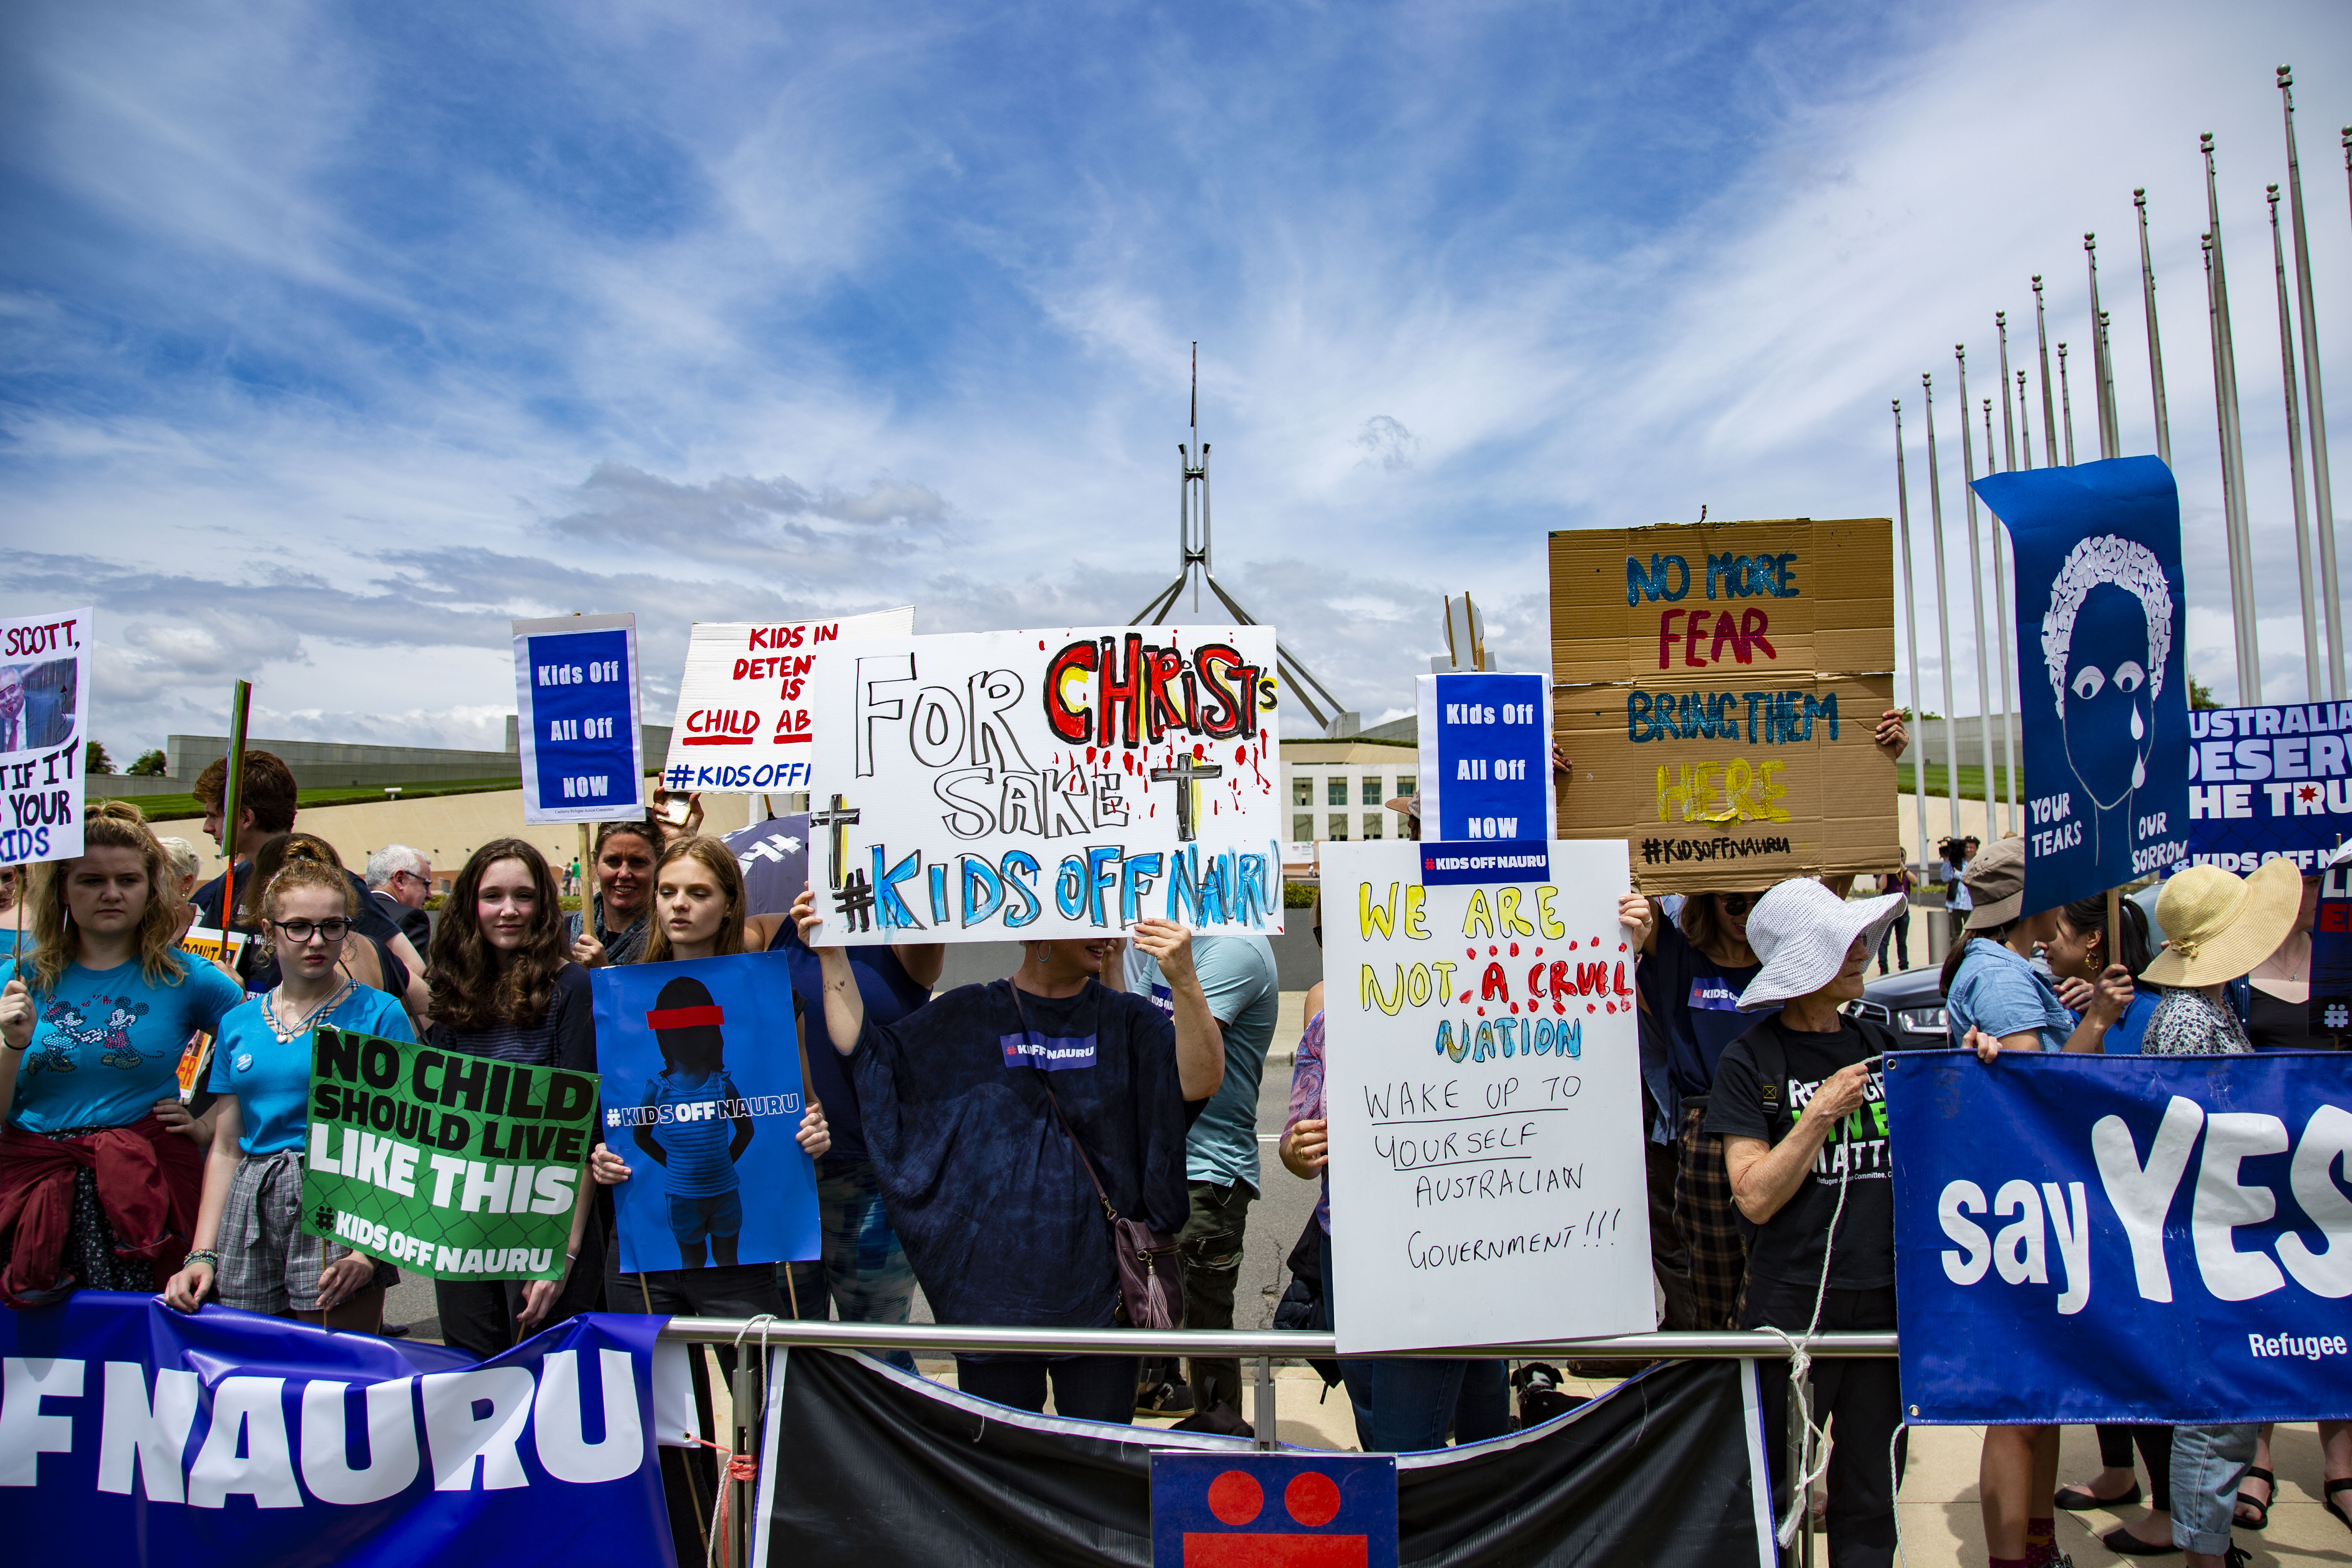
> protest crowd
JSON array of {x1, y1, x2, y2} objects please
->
[{"x1": 2, "y1": 594, "x2": 2350, "y2": 1568}]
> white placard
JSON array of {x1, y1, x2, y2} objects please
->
[
  {"x1": 804, "y1": 625, "x2": 1286, "y2": 944},
  {"x1": 1, "y1": 607, "x2": 93, "y2": 866},
  {"x1": 1323, "y1": 839, "x2": 1652, "y2": 1354},
  {"x1": 661, "y1": 607, "x2": 916, "y2": 795}
]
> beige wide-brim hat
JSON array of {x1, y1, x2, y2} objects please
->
[{"x1": 2141, "y1": 859, "x2": 2303, "y2": 988}]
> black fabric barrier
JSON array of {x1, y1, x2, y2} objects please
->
[{"x1": 756, "y1": 1348, "x2": 1769, "y2": 1566}]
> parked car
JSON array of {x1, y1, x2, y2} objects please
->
[{"x1": 1846, "y1": 963, "x2": 1949, "y2": 1045}]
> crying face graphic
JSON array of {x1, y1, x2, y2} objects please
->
[{"x1": 2043, "y1": 534, "x2": 2173, "y2": 814}]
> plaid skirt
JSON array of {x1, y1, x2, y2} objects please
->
[
  {"x1": 215, "y1": 1150, "x2": 397, "y2": 1315},
  {"x1": 1672, "y1": 1102, "x2": 1749, "y2": 1331}
]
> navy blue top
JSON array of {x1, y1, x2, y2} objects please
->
[
  {"x1": 769, "y1": 922, "x2": 932, "y2": 1163},
  {"x1": 1637, "y1": 917, "x2": 1770, "y2": 1104},
  {"x1": 851, "y1": 978, "x2": 1202, "y2": 1329}
]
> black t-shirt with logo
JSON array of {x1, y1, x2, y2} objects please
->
[{"x1": 1704, "y1": 1014, "x2": 1896, "y2": 1291}]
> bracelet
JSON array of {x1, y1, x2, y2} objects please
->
[
  {"x1": 2, "y1": 1040, "x2": 24, "y2": 1053},
  {"x1": 185, "y1": 1250, "x2": 219, "y2": 1268}
]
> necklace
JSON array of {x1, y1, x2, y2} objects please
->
[{"x1": 262, "y1": 976, "x2": 354, "y2": 1044}]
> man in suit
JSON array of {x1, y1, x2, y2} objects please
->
[{"x1": 364, "y1": 844, "x2": 435, "y2": 955}]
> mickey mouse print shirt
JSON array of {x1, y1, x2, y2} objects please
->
[{"x1": 2, "y1": 954, "x2": 243, "y2": 1134}]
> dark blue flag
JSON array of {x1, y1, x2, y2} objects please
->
[{"x1": 1974, "y1": 458, "x2": 2190, "y2": 913}]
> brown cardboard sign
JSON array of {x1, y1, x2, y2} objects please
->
[{"x1": 1549, "y1": 517, "x2": 1900, "y2": 891}]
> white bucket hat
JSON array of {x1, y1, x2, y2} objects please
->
[{"x1": 1736, "y1": 878, "x2": 1908, "y2": 1011}]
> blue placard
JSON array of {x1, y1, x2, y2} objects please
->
[
  {"x1": 0, "y1": 1294, "x2": 672, "y2": 1565},
  {"x1": 2181, "y1": 702, "x2": 2352, "y2": 873},
  {"x1": 1417, "y1": 672, "x2": 1552, "y2": 842},
  {"x1": 513, "y1": 614, "x2": 646, "y2": 825},
  {"x1": 1885, "y1": 1048, "x2": 2352, "y2": 1426},
  {"x1": 1149, "y1": 1450, "x2": 1398, "y2": 1567},
  {"x1": 590, "y1": 952, "x2": 821, "y2": 1274},
  {"x1": 1973, "y1": 459, "x2": 2191, "y2": 912}
]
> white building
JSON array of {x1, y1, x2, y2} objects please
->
[{"x1": 1278, "y1": 737, "x2": 1419, "y2": 866}]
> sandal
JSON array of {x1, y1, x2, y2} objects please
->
[
  {"x1": 2326, "y1": 1475, "x2": 2352, "y2": 1531},
  {"x1": 2234, "y1": 1465, "x2": 2272, "y2": 1530},
  {"x1": 2056, "y1": 1478, "x2": 2142, "y2": 1511}
]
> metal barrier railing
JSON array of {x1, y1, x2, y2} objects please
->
[{"x1": 660, "y1": 1319, "x2": 1899, "y2": 1566}]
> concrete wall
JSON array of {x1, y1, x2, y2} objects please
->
[
  {"x1": 160, "y1": 723, "x2": 674, "y2": 790},
  {"x1": 143, "y1": 787, "x2": 754, "y2": 889}
]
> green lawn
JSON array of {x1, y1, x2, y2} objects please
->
[
  {"x1": 95, "y1": 774, "x2": 530, "y2": 822},
  {"x1": 1899, "y1": 763, "x2": 2024, "y2": 805}
]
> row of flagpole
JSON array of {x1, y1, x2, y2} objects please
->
[{"x1": 1890, "y1": 66, "x2": 2349, "y2": 849}]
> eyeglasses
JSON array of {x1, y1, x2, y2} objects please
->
[
  {"x1": 1717, "y1": 893, "x2": 1757, "y2": 915},
  {"x1": 391, "y1": 869, "x2": 429, "y2": 887},
  {"x1": 271, "y1": 918, "x2": 351, "y2": 944}
]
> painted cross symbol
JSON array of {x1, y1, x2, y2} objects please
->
[
  {"x1": 1149, "y1": 753, "x2": 1224, "y2": 842},
  {"x1": 808, "y1": 794, "x2": 861, "y2": 890}
]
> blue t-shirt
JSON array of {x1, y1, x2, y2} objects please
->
[
  {"x1": 4, "y1": 953, "x2": 244, "y2": 1134},
  {"x1": 852, "y1": 978, "x2": 1201, "y2": 1328},
  {"x1": 2074, "y1": 988, "x2": 2161, "y2": 1056},
  {"x1": 1126, "y1": 935, "x2": 1280, "y2": 1191},
  {"x1": 1637, "y1": 918, "x2": 1769, "y2": 1103},
  {"x1": 208, "y1": 987, "x2": 417, "y2": 1155},
  {"x1": 1944, "y1": 939, "x2": 2074, "y2": 1052},
  {"x1": 640, "y1": 1069, "x2": 746, "y2": 1198},
  {"x1": 769, "y1": 922, "x2": 931, "y2": 1163}
]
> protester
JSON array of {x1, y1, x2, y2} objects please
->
[
  {"x1": 1875, "y1": 865, "x2": 1913, "y2": 974},
  {"x1": 566, "y1": 819, "x2": 660, "y2": 969},
  {"x1": 162, "y1": 843, "x2": 411, "y2": 1331},
  {"x1": 1945, "y1": 836, "x2": 2137, "y2": 1568},
  {"x1": 364, "y1": 843, "x2": 435, "y2": 954},
  {"x1": 791, "y1": 888, "x2": 1222, "y2": 1425},
  {"x1": 1116, "y1": 928, "x2": 1279, "y2": 1423},
  {"x1": 2243, "y1": 866, "x2": 2332, "y2": 1051},
  {"x1": 188, "y1": 751, "x2": 428, "y2": 990},
  {"x1": 1710, "y1": 876, "x2": 1908, "y2": 1568},
  {"x1": 424, "y1": 839, "x2": 602, "y2": 1357},
  {"x1": 590, "y1": 837, "x2": 829, "y2": 1323},
  {"x1": 234, "y1": 834, "x2": 419, "y2": 1010},
  {"x1": 156, "y1": 837, "x2": 201, "y2": 899},
  {"x1": 0, "y1": 802, "x2": 240, "y2": 1305},
  {"x1": 2046, "y1": 893, "x2": 2160, "y2": 1054}
]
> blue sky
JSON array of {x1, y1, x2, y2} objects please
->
[{"x1": 3, "y1": 0, "x2": 2349, "y2": 758}]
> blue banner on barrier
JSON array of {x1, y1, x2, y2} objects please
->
[
  {"x1": 0, "y1": 1295, "x2": 672, "y2": 1566},
  {"x1": 1885, "y1": 1050, "x2": 2352, "y2": 1426},
  {"x1": 1150, "y1": 1450, "x2": 1399, "y2": 1566},
  {"x1": 2182, "y1": 702, "x2": 2352, "y2": 872},
  {"x1": 1974, "y1": 459, "x2": 2191, "y2": 913}
]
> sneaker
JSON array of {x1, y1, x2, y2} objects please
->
[{"x1": 1135, "y1": 1379, "x2": 1197, "y2": 1417}]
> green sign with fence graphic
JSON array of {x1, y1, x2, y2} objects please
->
[{"x1": 298, "y1": 1025, "x2": 599, "y2": 1282}]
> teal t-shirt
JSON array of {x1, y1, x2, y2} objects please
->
[
  {"x1": 207, "y1": 987, "x2": 417, "y2": 1155},
  {"x1": 1126, "y1": 935, "x2": 1281, "y2": 1191},
  {"x1": 4, "y1": 953, "x2": 244, "y2": 1134}
]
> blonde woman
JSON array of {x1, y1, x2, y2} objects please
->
[
  {"x1": 0, "y1": 802, "x2": 241, "y2": 1305},
  {"x1": 164, "y1": 843, "x2": 413, "y2": 1330}
]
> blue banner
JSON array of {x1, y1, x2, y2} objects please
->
[
  {"x1": 2182, "y1": 702, "x2": 2352, "y2": 872},
  {"x1": 512, "y1": 613, "x2": 646, "y2": 826},
  {"x1": 1885, "y1": 1049, "x2": 2352, "y2": 1425},
  {"x1": 590, "y1": 954, "x2": 821, "y2": 1274},
  {"x1": 1974, "y1": 459, "x2": 2190, "y2": 913},
  {"x1": 0, "y1": 1295, "x2": 672, "y2": 1565}
]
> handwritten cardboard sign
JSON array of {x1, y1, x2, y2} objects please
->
[
  {"x1": 802, "y1": 625, "x2": 1286, "y2": 944},
  {"x1": 1320, "y1": 839, "x2": 1651, "y2": 1354},
  {"x1": 1549, "y1": 519, "x2": 1898, "y2": 892},
  {"x1": 660, "y1": 608, "x2": 916, "y2": 795},
  {"x1": 0, "y1": 607, "x2": 92, "y2": 867}
]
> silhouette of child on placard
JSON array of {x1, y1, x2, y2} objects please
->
[{"x1": 636, "y1": 975, "x2": 754, "y2": 1267}]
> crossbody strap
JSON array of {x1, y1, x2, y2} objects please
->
[{"x1": 1008, "y1": 982, "x2": 1117, "y2": 1223}]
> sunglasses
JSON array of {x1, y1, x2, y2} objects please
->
[
  {"x1": 1716, "y1": 893, "x2": 1757, "y2": 915},
  {"x1": 271, "y1": 918, "x2": 351, "y2": 944}
]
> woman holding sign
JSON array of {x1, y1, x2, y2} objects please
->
[
  {"x1": 162, "y1": 845, "x2": 412, "y2": 1329},
  {"x1": 425, "y1": 839, "x2": 604, "y2": 1357},
  {"x1": 0, "y1": 802, "x2": 240, "y2": 1305},
  {"x1": 566, "y1": 819, "x2": 660, "y2": 969}
]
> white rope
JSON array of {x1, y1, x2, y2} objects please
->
[
  {"x1": 704, "y1": 1314, "x2": 783, "y2": 1568},
  {"x1": 1759, "y1": 1113, "x2": 1859, "y2": 1551}
]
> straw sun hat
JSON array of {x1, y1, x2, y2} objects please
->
[
  {"x1": 2139, "y1": 859, "x2": 2303, "y2": 988},
  {"x1": 1735, "y1": 878, "x2": 1908, "y2": 1011}
]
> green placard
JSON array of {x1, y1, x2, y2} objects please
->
[{"x1": 299, "y1": 1025, "x2": 600, "y2": 1282}]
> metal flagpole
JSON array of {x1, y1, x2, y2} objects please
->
[
  {"x1": 1983, "y1": 395, "x2": 2018, "y2": 830},
  {"x1": 2206, "y1": 133, "x2": 2262, "y2": 699},
  {"x1": 2279, "y1": 68, "x2": 2342, "y2": 698},
  {"x1": 2270, "y1": 184, "x2": 2323, "y2": 698},
  {"x1": 1895, "y1": 401, "x2": 1931, "y2": 874},
  {"x1": 2100, "y1": 310, "x2": 2122, "y2": 455},
  {"x1": 2059, "y1": 343, "x2": 2077, "y2": 466},
  {"x1": 1924, "y1": 374, "x2": 1963, "y2": 847},
  {"x1": 2034, "y1": 276, "x2": 2060, "y2": 466},
  {"x1": 1997, "y1": 313, "x2": 2019, "y2": 471},
  {"x1": 2206, "y1": 230, "x2": 2261, "y2": 702},
  {"x1": 2136, "y1": 189, "x2": 2174, "y2": 467},
  {"x1": 2086, "y1": 235, "x2": 2120, "y2": 459},
  {"x1": 1957, "y1": 347, "x2": 2000, "y2": 841},
  {"x1": 2017, "y1": 372, "x2": 2035, "y2": 470}
]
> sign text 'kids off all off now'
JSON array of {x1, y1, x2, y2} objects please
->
[
  {"x1": 1548, "y1": 520, "x2": 1900, "y2": 892},
  {"x1": 803, "y1": 625, "x2": 1286, "y2": 944}
]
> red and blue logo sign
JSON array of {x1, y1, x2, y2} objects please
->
[{"x1": 1149, "y1": 1451, "x2": 1398, "y2": 1566}]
